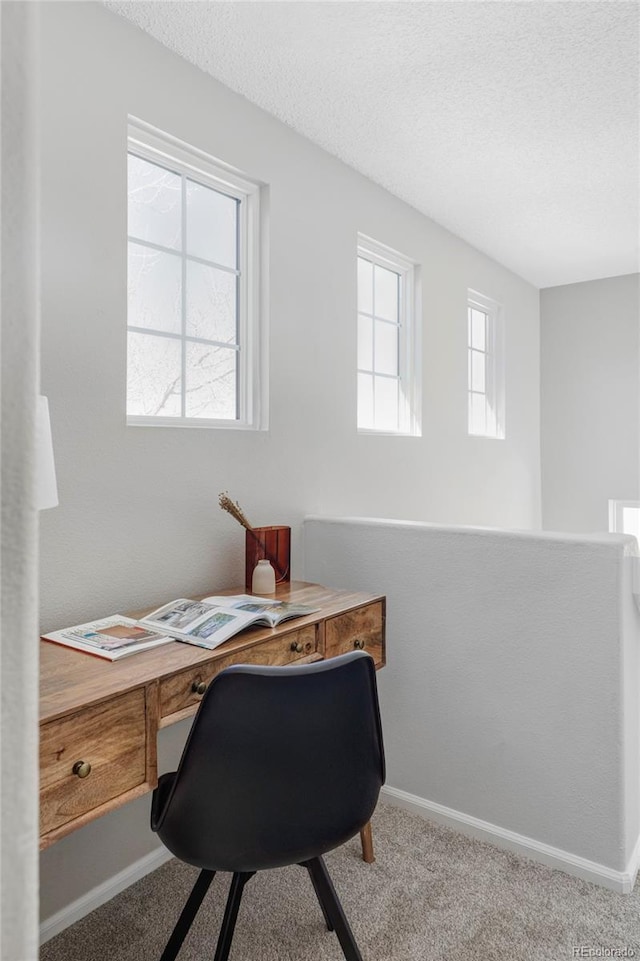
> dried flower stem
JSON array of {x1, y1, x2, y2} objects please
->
[{"x1": 218, "y1": 492, "x2": 254, "y2": 532}]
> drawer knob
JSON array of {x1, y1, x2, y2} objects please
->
[
  {"x1": 290, "y1": 641, "x2": 304, "y2": 653},
  {"x1": 192, "y1": 681, "x2": 207, "y2": 696},
  {"x1": 72, "y1": 760, "x2": 92, "y2": 779},
  {"x1": 354, "y1": 639, "x2": 365, "y2": 650}
]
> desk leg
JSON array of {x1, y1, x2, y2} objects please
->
[
  {"x1": 145, "y1": 681, "x2": 160, "y2": 789},
  {"x1": 359, "y1": 822, "x2": 374, "y2": 863}
]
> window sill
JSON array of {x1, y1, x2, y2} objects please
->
[
  {"x1": 357, "y1": 428, "x2": 421, "y2": 438},
  {"x1": 127, "y1": 416, "x2": 266, "y2": 431}
]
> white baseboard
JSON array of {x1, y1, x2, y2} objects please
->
[
  {"x1": 380, "y1": 785, "x2": 640, "y2": 894},
  {"x1": 40, "y1": 845, "x2": 173, "y2": 944},
  {"x1": 625, "y1": 831, "x2": 640, "y2": 892}
]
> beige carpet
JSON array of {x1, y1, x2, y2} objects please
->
[{"x1": 40, "y1": 803, "x2": 640, "y2": 961}]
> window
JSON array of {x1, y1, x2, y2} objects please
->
[
  {"x1": 357, "y1": 236, "x2": 419, "y2": 435},
  {"x1": 609, "y1": 500, "x2": 640, "y2": 547},
  {"x1": 467, "y1": 290, "x2": 504, "y2": 439},
  {"x1": 127, "y1": 120, "x2": 262, "y2": 427}
]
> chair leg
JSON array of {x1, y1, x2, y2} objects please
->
[
  {"x1": 301, "y1": 862, "x2": 334, "y2": 931},
  {"x1": 213, "y1": 871, "x2": 255, "y2": 961},
  {"x1": 359, "y1": 822, "x2": 375, "y2": 863},
  {"x1": 302, "y1": 857, "x2": 363, "y2": 961},
  {"x1": 160, "y1": 869, "x2": 215, "y2": 961}
]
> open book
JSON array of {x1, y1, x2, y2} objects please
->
[
  {"x1": 42, "y1": 617, "x2": 176, "y2": 661},
  {"x1": 140, "y1": 594, "x2": 319, "y2": 651}
]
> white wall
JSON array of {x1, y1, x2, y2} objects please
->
[
  {"x1": 1, "y1": 3, "x2": 41, "y2": 955},
  {"x1": 305, "y1": 516, "x2": 640, "y2": 890},
  {"x1": 37, "y1": 2, "x2": 540, "y2": 926},
  {"x1": 541, "y1": 274, "x2": 640, "y2": 533}
]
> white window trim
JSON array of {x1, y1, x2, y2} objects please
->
[
  {"x1": 126, "y1": 117, "x2": 265, "y2": 430},
  {"x1": 467, "y1": 288, "x2": 505, "y2": 440},
  {"x1": 357, "y1": 234, "x2": 421, "y2": 437}
]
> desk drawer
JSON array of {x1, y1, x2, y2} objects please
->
[
  {"x1": 160, "y1": 624, "x2": 319, "y2": 720},
  {"x1": 325, "y1": 602, "x2": 385, "y2": 666},
  {"x1": 40, "y1": 689, "x2": 146, "y2": 837}
]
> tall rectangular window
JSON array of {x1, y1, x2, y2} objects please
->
[
  {"x1": 467, "y1": 290, "x2": 504, "y2": 439},
  {"x1": 127, "y1": 120, "x2": 262, "y2": 427},
  {"x1": 357, "y1": 236, "x2": 419, "y2": 435}
]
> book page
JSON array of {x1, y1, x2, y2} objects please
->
[
  {"x1": 143, "y1": 599, "x2": 218, "y2": 633},
  {"x1": 201, "y1": 595, "x2": 319, "y2": 625},
  {"x1": 174, "y1": 608, "x2": 260, "y2": 649},
  {"x1": 142, "y1": 597, "x2": 263, "y2": 648},
  {"x1": 202, "y1": 594, "x2": 282, "y2": 611}
]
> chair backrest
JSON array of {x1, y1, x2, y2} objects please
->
[{"x1": 152, "y1": 651, "x2": 385, "y2": 872}]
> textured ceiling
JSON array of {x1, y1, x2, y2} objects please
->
[{"x1": 106, "y1": 1, "x2": 639, "y2": 288}]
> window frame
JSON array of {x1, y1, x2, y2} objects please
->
[
  {"x1": 126, "y1": 118, "x2": 263, "y2": 430},
  {"x1": 356, "y1": 234, "x2": 420, "y2": 436},
  {"x1": 467, "y1": 289, "x2": 505, "y2": 440}
]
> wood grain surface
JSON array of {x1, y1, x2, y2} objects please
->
[
  {"x1": 40, "y1": 689, "x2": 146, "y2": 835},
  {"x1": 325, "y1": 601, "x2": 385, "y2": 666}
]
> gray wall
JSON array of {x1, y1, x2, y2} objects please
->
[
  {"x1": 305, "y1": 516, "x2": 640, "y2": 881},
  {"x1": 38, "y1": 2, "x2": 540, "y2": 925},
  {"x1": 541, "y1": 274, "x2": 640, "y2": 532}
]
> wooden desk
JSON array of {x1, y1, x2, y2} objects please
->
[{"x1": 40, "y1": 582, "x2": 386, "y2": 856}]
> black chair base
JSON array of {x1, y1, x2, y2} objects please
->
[
  {"x1": 159, "y1": 856, "x2": 363, "y2": 961},
  {"x1": 301, "y1": 857, "x2": 363, "y2": 961},
  {"x1": 160, "y1": 869, "x2": 215, "y2": 961},
  {"x1": 214, "y1": 871, "x2": 255, "y2": 961}
]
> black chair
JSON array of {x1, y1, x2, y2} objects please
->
[{"x1": 151, "y1": 650, "x2": 385, "y2": 961}]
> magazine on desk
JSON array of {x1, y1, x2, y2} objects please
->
[
  {"x1": 140, "y1": 594, "x2": 320, "y2": 651},
  {"x1": 42, "y1": 617, "x2": 176, "y2": 661}
]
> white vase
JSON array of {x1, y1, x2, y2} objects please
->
[{"x1": 252, "y1": 559, "x2": 276, "y2": 595}]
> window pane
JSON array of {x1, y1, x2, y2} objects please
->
[
  {"x1": 622, "y1": 507, "x2": 640, "y2": 543},
  {"x1": 357, "y1": 372, "x2": 374, "y2": 429},
  {"x1": 127, "y1": 332, "x2": 182, "y2": 417},
  {"x1": 358, "y1": 314, "x2": 373, "y2": 371},
  {"x1": 186, "y1": 180, "x2": 237, "y2": 268},
  {"x1": 374, "y1": 265, "x2": 399, "y2": 322},
  {"x1": 187, "y1": 262, "x2": 237, "y2": 344},
  {"x1": 471, "y1": 349, "x2": 486, "y2": 393},
  {"x1": 469, "y1": 392, "x2": 486, "y2": 435},
  {"x1": 375, "y1": 321, "x2": 398, "y2": 376},
  {"x1": 357, "y1": 258, "x2": 373, "y2": 315},
  {"x1": 374, "y1": 376, "x2": 399, "y2": 431},
  {"x1": 128, "y1": 155, "x2": 181, "y2": 250},
  {"x1": 471, "y1": 309, "x2": 486, "y2": 350},
  {"x1": 485, "y1": 400, "x2": 498, "y2": 437},
  {"x1": 128, "y1": 243, "x2": 181, "y2": 334},
  {"x1": 185, "y1": 342, "x2": 237, "y2": 419}
]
